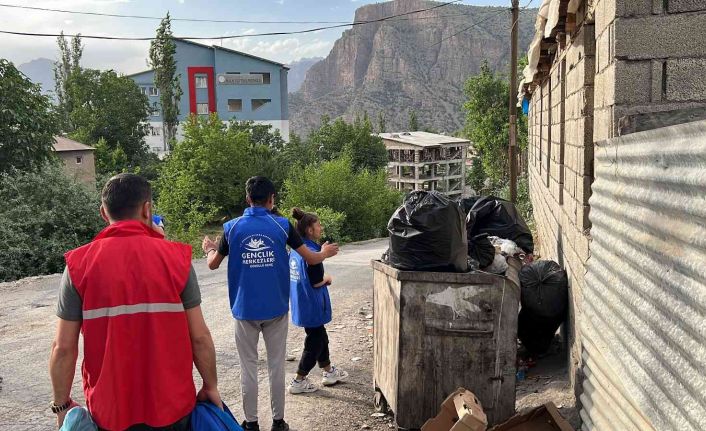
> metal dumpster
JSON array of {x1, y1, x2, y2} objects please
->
[{"x1": 372, "y1": 258, "x2": 521, "y2": 430}]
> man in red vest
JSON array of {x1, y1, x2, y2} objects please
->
[{"x1": 49, "y1": 173, "x2": 222, "y2": 430}]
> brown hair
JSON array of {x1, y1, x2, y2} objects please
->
[{"x1": 291, "y1": 207, "x2": 319, "y2": 239}]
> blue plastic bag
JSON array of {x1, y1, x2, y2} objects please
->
[
  {"x1": 191, "y1": 402, "x2": 243, "y2": 431},
  {"x1": 59, "y1": 407, "x2": 97, "y2": 431}
]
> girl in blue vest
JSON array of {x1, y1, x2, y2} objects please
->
[{"x1": 288, "y1": 208, "x2": 349, "y2": 394}]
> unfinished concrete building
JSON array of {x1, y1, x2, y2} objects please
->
[{"x1": 379, "y1": 132, "x2": 470, "y2": 198}]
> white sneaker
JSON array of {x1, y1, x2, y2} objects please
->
[
  {"x1": 322, "y1": 366, "x2": 349, "y2": 386},
  {"x1": 288, "y1": 376, "x2": 318, "y2": 394}
]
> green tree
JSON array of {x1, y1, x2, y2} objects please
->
[
  {"x1": 54, "y1": 32, "x2": 83, "y2": 131},
  {"x1": 67, "y1": 68, "x2": 150, "y2": 171},
  {"x1": 467, "y1": 156, "x2": 487, "y2": 194},
  {"x1": 93, "y1": 137, "x2": 128, "y2": 175},
  {"x1": 463, "y1": 61, "x2": 527, "y2": 189},
  {"x1": 277, "y1": 133, "x2": 319, "y2": 174},
  {"x1": 281, "y1": 157, "x2": 401, "y2": 241},
  {"x1": 308, "y1": 116, "x2": 388, "y2": 172},
  {"x1": 0, "y1": 165, "x2": 104, "y2": 281},
  {"x1": 229, "y1": 120, "x2": 286, "y2": 150},
  {"x1": 377, "y1": 112, "x2": 386, "y2": 133},
  {"x1": 408, "y1": 109, "x2": 419, "y2": 131},
  {"x1": 156, "y1": 114, "x2": 284, "y2": 242},
  {"x1": 149, "y1": 14, "x2": 182, "y2": 149},
  {"x1": 0, "y1": 59, "x2": 59, "y2": 173}
]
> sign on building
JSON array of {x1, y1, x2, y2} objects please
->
[{"x1": 217, "y1": 73, "x2": 264, "y2": 85}]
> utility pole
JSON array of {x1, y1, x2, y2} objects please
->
[{"x1": 508, "y1": 0, "x2": 519, "y2": 203}]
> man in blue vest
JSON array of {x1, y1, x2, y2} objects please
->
[{"x1": 202, "y1": 176, "x2": 339, "y2": 431}]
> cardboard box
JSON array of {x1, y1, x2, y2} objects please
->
[
  {"x1": 421, "y1": 388, "x2": 488, "y2": 431},
  {"x1": 488, "y1": 403, "x2": 574, "y2": 431}
]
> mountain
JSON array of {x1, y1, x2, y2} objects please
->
[
  {"x1": 18, "y1": 58, "x2": 55, "y2": 96},
  {"x1": 287, "y1": 57, "x2": 323, "y2": 93},
  {"x1": 289, "y1": 0, "x2": 536, "y2": 136}
]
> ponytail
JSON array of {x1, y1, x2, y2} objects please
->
[{"x1": 291, "y1": 207, "x2": 319, "y2": 239}]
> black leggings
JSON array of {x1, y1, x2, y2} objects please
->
[{"x1": 297, "y1": 326, "x2": 331, "y2": 376}]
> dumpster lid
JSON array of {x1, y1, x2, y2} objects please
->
[{"x1": 371, "y1": 259, "x2": 520, "y2": 288}]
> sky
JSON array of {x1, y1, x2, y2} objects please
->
[{"x1": 0, "y1": 0, "x2": 512, "y2": 74}]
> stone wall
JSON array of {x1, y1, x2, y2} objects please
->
[
  {"x1": 57, "y1": 150, "x2": 96, "y2": 186},
  {"x1": 526, "y1": 0, "x2": 706, "y2": 394}
]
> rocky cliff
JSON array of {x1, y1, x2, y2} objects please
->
[
  {"x1": 287, "y1": 57, "x2": 324, "y2": 93},
  {"x1": 290, "y1": 0, "x2": 536, "y2": 136}
]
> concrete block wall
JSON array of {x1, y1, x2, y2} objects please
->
[
  {"x1": 528, "y1": 17, "x2": 596, "y2": 390},
  {"x1": 595, "y1": 0, "x2": 706, "y2": 138},
  {"x1": 527, "y1": 0, "x2": 706, "y2": 399}
]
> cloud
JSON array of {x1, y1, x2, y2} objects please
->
[
  {"x1": 215, "y1": 36, "x2": 333, "y2": 64},
  {"x1": 275, "y1": 0, "x2": 284, "y2": 4},
  {"x1": 0, "y1": 0, "x2": 335, "y2": 73},
  {"x1": 0, "y1": 0, "x2": 149, "y2": 73},
  {"x1": 178, "y1": 0, "x2": 185, "y2": 3}
]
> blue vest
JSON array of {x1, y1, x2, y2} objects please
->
[
  {"x1": 224, "y1": 206, "x2": 291, "y2": 321},
  {"x1": 290, "y1": 239, "x2": 332, "y2": 328}
]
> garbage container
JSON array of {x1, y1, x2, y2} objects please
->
[{"x1": 372, "y1": 258, "x2": 521, "y2": 430}]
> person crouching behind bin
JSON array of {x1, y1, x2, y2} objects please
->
[{"x1": 288, "y1": 208, "x2": 349, "y2": 394}]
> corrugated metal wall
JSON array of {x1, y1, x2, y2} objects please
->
[{"x1": 582, "y1": 120, "x2": 706, "y2": 430}]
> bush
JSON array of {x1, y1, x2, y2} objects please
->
[
  {"x1": 0, "y1": 165, "x2": 104, "y2": 281},
  {"x1": 495, "y1": 174, "x2": 534, "y2": 233},
  {"x1": 284, "y1": 206, "x2": 349, "y2": 244},
  {"x1": 156, "y1": 114, "x2": 282, "y2": 244},
  {"x1": 281, "y1": 157, "x2": 401, "y2": 241}
]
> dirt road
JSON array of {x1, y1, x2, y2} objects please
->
[{"x1": 0, "y1": 239, "x2": 577, "y2": 430}]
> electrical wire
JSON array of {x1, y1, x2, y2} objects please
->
[
  {"x1": 0, "y1": 2, "x2": 351, "y2": 24},
  {"x1": 0, "y1": 0, "x2": 466, "y2": 40},
  {"x1": 428, "y1": 0, "x2": 535, "y2": 48},
  {"x1": 0, "y1": 2, "x2": 512, "y2": 25}
]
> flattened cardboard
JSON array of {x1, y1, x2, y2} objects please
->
[
  {"x1": 488, "y1": 402, "x2": 574, "y2": 431},
  {"x1": 421, "y1": 388, "x2": 488, "y2": 431}
]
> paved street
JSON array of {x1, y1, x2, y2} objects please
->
[{"x1": 0, "y1": 238, "x2": 576, "y2": 430}]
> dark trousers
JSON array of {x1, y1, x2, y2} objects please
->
[
  {"x1": 100, "y1": 414, "x2": 190, "y2": 431},
  {"x1": 297, "y1": 326, "x2": 331, "y2": 376}
]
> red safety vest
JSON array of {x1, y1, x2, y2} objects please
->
[{"x1": 65, "y1": 220, "x2": 196, "y2": 430}]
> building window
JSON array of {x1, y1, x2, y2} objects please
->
[
  {"x1": 252, "y1": 72, "x2": 271, "y2": 84},
  {"x1": 228, "y1": 99, "x2": 243, "y2": 112},
  {"x1": 140, "y1": 87, "x2": 148, "y2": 95},
  {"x1": 151, "y1": 107, "x2": 160, "y2": 117},
  {"x1": 76, "y1": 156, "x2": 83, "y2": 164},
  {"x1": 251, "y1": 99, "x2": 271, "y2": 111},
  {"x1": 195, "y1": 75, "x2": 208, "y2": 89},
  {"x1": 148, "y1": 87, "x2": 159, "y2": 96},
  {"x1": 196, "y1": 103, "x2": 209, "y2": 115}
]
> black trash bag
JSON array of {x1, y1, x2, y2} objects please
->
[
  {"x1": 388, "y1": 191, "x2": 468, "y2": 272},
  {"x1": 520, "y1": 260, "x2": 569, "y2": 318},
  {"x1": 466, "y1": 196, "x2": 534, "y2": 253},
  {"x1": 468, "y1": 233, "x2": 495, "y2": 268},
  {"x1": 518, "y1": 308, "x2": 564, "y2": 356},
  {"x1": 459, "y1": 196, "x2": 481, "y2": 217}
]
